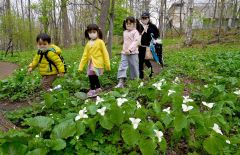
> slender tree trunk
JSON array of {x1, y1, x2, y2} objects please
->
[
  {"x1": 107, "y1": 0, "x2": 115, "y2": 57},
  {"x1": 99, "y1": 0, "x2": 110, "y2": 41},
  {"x1": 185, "y1": 0, "x2": 194, "y2": 46},
  {"x1": 20, "y1": 0, "x2": 25, "y2": 20},
  {"x1": 179, "y1": 0, "x2": 183, "y2": 32},
  {"x1": 28, "y1": 0, "x2": 33, "y2": 48},
  {"x1": 217, "y1": 0, "x2": 224, "y2": 42},
  {"x1": 159, "y1": 0, "x2": 164, "y2": 39},
  {"x1": 231, "y1": 0, "x2": 237, "y2": 27},
  {"x1": 61, "y1": 0, "x2": 71, "y2": 47}
]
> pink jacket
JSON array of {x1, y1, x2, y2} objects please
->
[{"x1": 122, "y1": 29, "x2": 140, "y2": 55}]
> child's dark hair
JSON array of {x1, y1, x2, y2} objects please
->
[
  {"x1": 36, "y1": 33, "x2": 51, "y2": 43},
  {"x1": 122, "y1": 16, "x2": 141, "y2": 33},
  {"x1": 85, "y1": 24, "x2": 103, "y2": 40}
]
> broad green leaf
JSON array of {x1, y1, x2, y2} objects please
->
[
  {"x1": 74, "y1": 92, "x2": 87, "y2": 100},
  {"x1": 45, "y1": 139, "x2": 66, "y2": 151},
  {"x1": 121, "y1": 125, "x2": 139, "y2": 146},
  {"x1": 85, "y1": 118, "x2": 97, "y2": 133},
  {"x1": 99, "y1": 116, "x2": 114, "y2": 130},
  {"x1": 76, "y1": 121, "x2": 86, "y2": 136},
  {"x1": 26, "y1": 148, "x2": 48, "y2": 155},
  {"x1": 51, "y1": 119, "x2": 76, "y2": 139},
  {"x1": 109, "y1": 106, "x2": 124, "y2": 126},
  {"x1": 1, "y1": 142, "x2": 28, "y2": 155},
  {"x1": 203, "y1": 136, "x2": 224, "y2": 155},
  {"x1": 139, "y1": 138, "x2": 156, "y2": 155},
  {"x1": 44, "y1": 94, "x2": 55, "y2": 107},
  {"x1": 25, "y1": 116, "x2": 54, "y2": 132},
  {"x1": 174, "y1": 114, "x2": 188, "y2": 132}
]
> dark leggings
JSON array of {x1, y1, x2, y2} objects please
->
[
  {"x1": 89, "y1": 75, "x2": 100, "y2": 90},
  {"x1": 138, "y1": 46, "x2": 153, "y2": 79}
]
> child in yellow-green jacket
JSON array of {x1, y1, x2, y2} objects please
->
[
  {"x1": 78, "y1": 24, "x2": 110, "y2": 98},
  {"x1": 28, "y1": 33, "x2": 65, "y2": 91}
]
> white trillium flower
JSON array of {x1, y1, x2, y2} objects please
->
[
  {"x1": 234, "y1": 89, "x2": 240, "y2": 96},
  {"x1": 212, "y1": 123, "x2": 223, "y2": 135},
  {"x1": 183, "y1": 96, "x2": 194, "y2": 103},
  {"x1": 173, "y1": 77, "x2": 180, "y2": 84},
  {"x1": 136, "y1": 101, "x2": 142, "y2": 109},
  {"x1": 97, "y1": 107, "x2": 107, "y2": 116},
  {"x1": 202, "y1": 101, "x2": 215, "y2": 109},
  {"x1": 76, "y1": 136, "x2": 79, "y2": 140},
  {"x1": 152, "y1": 79, "x2": 166, "y2": 90},
  {"x1": 129, "y1": 118, "x2": 141, "y2": 129},
  {"x1": 96, "y1": 96, "x2": 104, "y2": 105},
  {"x1": 182, "y1": 104, "x2": 194, "y2": 112},
  {"x1": 154, "y1": 129, "x2": 163, "y2": 142},
  {"x1": 35, "y1": 135, "x2": 40, "y2": 138},
  {"x1": 163, "y1": 107, "x2": 171, "y2": 114},
  {"x1": 122, "y1": 93, "x2": 127, "y2": 97},
  {"x1": 226, "y1": 140, "x2": 231, "y2": 144},
  {"x1": 168, "y1": 90, "x2": 176, "y2": 96},
  {"x1": 75, "y1": 107, "x2": 88, "y2": 121},
  {"x1": 117, "y1": 98, "x2": 128, "y2": 107},
  {"x1": 84, "y1": 99, "x2": 89, "y2": 104},
  {"x1": 138, "y1": 82, "x2": 144, "y2": 88},
  {"x1": 204, "y1": 85, "x2": 208, "y2": 88}
]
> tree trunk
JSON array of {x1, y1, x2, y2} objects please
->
[
  {"x1": 179, "y1": 0, "x2": 183, "y2": 32},
  {"x1": 28, "y1": 0, "x2": 32, "y2": 48},
  {"x1": 61, "y1": 0, "x2": 71, "y2": 47},
  {"x1": 185, "y1": 0, "x2": 194, "y2": 46},
  {"x1": 231, "y1": 0, "x2": 238, "y2": 28},
  {"x1": 159, "y1": 0, "x2": 164, "y2": 39},
  {"x1": 217, "y1": 0, "x2": 224, "y2": 42},
  {"x1": 99, "y1": 0, "x2": 111, "y2": 41},
  {"x1": 107, "y1": 0, "x2": 115, "y2": 57}
]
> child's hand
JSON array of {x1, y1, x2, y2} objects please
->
[
  {"x1": 28, "y1": 68, "x2": 33, "y2": 73},
  {"x1": 58, "y1": 73, "x2": 65, "y2": 77}
]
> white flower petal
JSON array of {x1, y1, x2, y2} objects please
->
[
  {"x1": 226, "y1": 140, "x2": 231, "y2": 144},
  {"x1": 168, "y1": 90, "x2": 176, "y2": 96},
  {"x1": 129, "y1": 118, "x2": 141, "y2": 129},
  {"x1": 182, "y1": 104, "x2": 193, "y2": 112},
  {"x1": 154, "y1": 130, "x2": 163, "y2": 142},
  {"x1": 138, "y1": 82, "x2": 144, "y2": 88},
  {"x1": 234, "y1": 90, "x2": 240, "y2": 95},
  {"x1": 96, "y1": 96, "x2": 104, "y2": 105},
  {"x1": 163, "y1": 107, "x2": 171, "y2": 114},
  {"x1": 117, "y1": 98, "x2": 128, "y2": 107},
  {"x1": 97, "y1": 107, "x2": 107, "y2": 116},
  {"x1": 202, "y1": 101, "x2": 215, "y2": 109},
  {"x1": 212, "y1": 123, "x2": 223, "y2": 135},
  {"x1": 183, "y1": 96, "x2": 194, "y2": 103},
  {"x1": 136, "y1": 101, "x2": 141, "y2": 109}
]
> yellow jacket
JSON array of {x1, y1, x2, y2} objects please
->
[
  {"x1": 78, "y1": 39, "x2": 110, "y2": 71},
  {"x1": 29, "y1": 44, "x2": 65, "y2": 76}
]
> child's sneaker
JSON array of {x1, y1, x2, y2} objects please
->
[
  {"x1": 87, "y1": 90, "x2": 97, "y2": 98},
  {"x1": 115, "y1": 82, "x2": 124, "y2": 88},
  {"x1": 95, "y1": 88, "x2": 102, "y2": 94}
]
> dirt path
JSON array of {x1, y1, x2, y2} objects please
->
[
  {"x1": 0, "y1": 61, "x2": 20, "y2": 131},
  {"x1": 0, "y1": 62, "x2": 18, "y2": 80}
]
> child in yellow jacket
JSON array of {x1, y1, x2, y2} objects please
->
[
  {"x1": 28, "y1": 33, "x2": 65, "y2": 91},
  {"x1": 78, "y1": 24, "x2": 110, "y2": 97}
]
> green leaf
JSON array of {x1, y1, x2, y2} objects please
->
[
  {"x1": 1, "y1": 142, "x2": 28, "y2": 155},
  {"x1": 139, "y1": 138, "x2": 157, "y2": 155},
  {"x1": 85, "y1": 118, "x2": 97, "y2": 134},
  {"x1": 174, "y1": 114, "x2": 188, "y2": 132},
  {"x1": 45, "y1": 139, "x2": 66, "y2": 151},
  {"x1": 99, "y1": 116, "x2": 114, "y2": 130},
  {"x1": 203, "y1": 136, "x2": 224, "y2": 155},
  {"x1": 74, "y1": 92, "x2": 88, "y2": 100},
  {"x1": 109, "y1": 106, "x2": 124, "y2": 126},
  {"x1": 75, "y1": 121, "x2": 86, "y2": 136},
  {"x1": 121, "y1": 124, "x2": 139, "y2": 146},
  {"x1": 108, "y1": 91, "x2": 122, "y2": 97},
  {"x1": 87, "y1": 104, "x2": 98, "y2": 115},
  {"x1": 25, "y1": 116, "x2": 54, "y2": 132},
  {"x1": 26, "y1": 148, "x2": 48, "y2": 155},
  {"x1": 44, "y1": 94, "x2": 55, "y2": 107},
  {"x1": 51, "y1": 119, "x2": 76, "y2": 139},
  {"x1": 159, "y1": 138, "x2": 167, "y2": 153}
]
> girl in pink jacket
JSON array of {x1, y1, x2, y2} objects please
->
[{"x1": 115, "y1": 17, "x2": 141, "y2": 88}]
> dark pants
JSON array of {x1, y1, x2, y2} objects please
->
[
  {"x1": 89, "y1": 75, "x2": 100, "y2": 90},
  {"x1": 138, "y1": 46, "x2": 153, "y2": 79},
  {"x1": 41, "y1": 75, "x2": 57, "y2": 91}
]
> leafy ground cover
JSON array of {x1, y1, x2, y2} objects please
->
[{"x1": 0, "y1": 41, "x2": 240, "y2": 155}]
